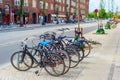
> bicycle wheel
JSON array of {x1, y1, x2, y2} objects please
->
[
  {"x1": 66, "y1": 45, "x2": 80, "y2": 68},
  {"x1": 11, "y1": 51, "x2": 33, "y2": 71},
  {"x1": 77, "y1": 47, "x2": 84, "y2": 61},
  {"x1": 47, "y1": 43, "x2": 70, "y2": 74},
  {"x1": 29, "y1": 48, "x2": 42, "y2": 68},
  {"x1": 44, "y1": 53, "x2": 65, "y2": 76},
  {"x1": 83, "y1": 40, "x2": 91, "y2": 57},
  {"x1": 57, "y1": 49, "x2": 71, "y2": 74}
]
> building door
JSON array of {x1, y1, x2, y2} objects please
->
[
  {"x1": 32, "y1": 13, "x2": 36, "y2": 24},
  {"x1": 5, "y1": 15, "x2": 10, "y2": 25},
  {"x1": 48, "y1": 14, "x2": 51, "y2": 23}
]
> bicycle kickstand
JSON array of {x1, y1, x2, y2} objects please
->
[{"x1": 35, "y1": 67, "x2": 43, "y2": 76}]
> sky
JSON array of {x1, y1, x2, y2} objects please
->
[{"x1": 89, "y1": 0, "x2": 120, "y2": 12}]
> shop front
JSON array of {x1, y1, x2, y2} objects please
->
[{"x1": 14, "y1": 10, "x2": 29, "y2": 24}]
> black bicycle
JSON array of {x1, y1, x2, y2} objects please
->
[{"x1": 10, "y1": 37, "x2": 65, "y2": 76}]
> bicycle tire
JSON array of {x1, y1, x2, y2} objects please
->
[
  {"x1": 56, "y1": 49, "x2": 71, "y2": 74},
  {"x1": 11, "y1": 51, "x2": 33, "y2": 71},
  {"x1": 44, "y1": 53, "x2": 65, "y2": 76},
  {"x1": 66, "y1": 45, "x2": 80, "y2": 68},
  {"x1": 29, "y1": 48, "x2": 42, "y2": 68}
]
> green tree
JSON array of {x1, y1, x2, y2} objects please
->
[
  {"x1": 73, "y1": 9, "x2": 76, "y2": 19},
  {"x1": 55, "y1": 5, "x2": 59, "y2": 24},
  {"x1": 98, "y1": 9, "x2": 106, "y2": 19},
  {"x1": 107, "y1": 11, "x2": 113, "y2": 18},
  {"x1": 65, "y1": 5, "x2": 69, "y2": 22},
  {"x1": 118, "y1": 15, "x2": 120, "y2": 19},
  {"x1": 86, "y1": 12, "x2": 95, "y2": 18},
  {"x1": 20, "y1": 0, "x2": 24, "y2": 27},
  {"x1": 56, "y1": 6, "x2": 59, "y2": 18}
]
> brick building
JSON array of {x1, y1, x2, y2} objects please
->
[{"x1": 0, "y1": 0, "x2": 89, "y2": 25}]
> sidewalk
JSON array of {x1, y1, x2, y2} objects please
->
[
  {"x1": 0, "y1": 23, "x2": 68, "y2": 32},
  {"x1": 0, "y1": 21, "x2": 96, "y2": 32},
  {"x1": 0, "y1": 23, "x2": 120, "y2": 80}
]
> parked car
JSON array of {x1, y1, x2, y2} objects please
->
[{"x1": 83, "y1": 18, "x2": 96, "y2": 22}]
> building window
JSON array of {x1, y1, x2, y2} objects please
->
[
  {"x1": 0, "y1": 0, "x2": 2, "y2": 3},
  {"x1": 67, "y1": 0, "x2": 70, "y2": 5},
  {"x1": 81, "y1": 10, "x2": 85, "y2": 14},
  {"x1": 56, "y1": 0, "x2": 59, "y2": 2},
  {"x1": 32, "y1": 0, "x2": 36, "y2": 8},
  {"x1": 24, "y1": 0, "x2": 28, "y2": 6},
  {"x1": 63, "y1": 0, "x2": 65, "y2": 3},
  {"x1": 14, "y1": 0, "x2": 20, "y2": 6},
  {"x1": 51, "y1": 4, "x2": 53, "y2": 10},
  {"x1": 80, "y1": 4, "x2": 85, "y2": 9},
  {"x1": 80, "y1": 0, "x2": 85, "y2": 3},
  {"x1": 40, "y1": 1, "x2": 43, "y2": 9},
  {"x1": 63, "y1": 6, "x2": 64, "y2": 12},
  {"x1": 71, "y1": 1, "x2": 75, "y2": 6},
  {"x1": 45, "y1": 2, "x2": 48, "y2": 9},
  {"x1": 59, "y1": 6, "x2": 61, "y2": 11}
]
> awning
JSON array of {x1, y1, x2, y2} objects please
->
[
  {"x1": 51, "y1": 14, "x2": 66, "y2": 17},
  {"x1": 51, "y1": 14, "x2": 56, "y2": 17},
  {"x1": 58, "y1": 15, "x2": 66, "y2": 17},
  {"x1": 14, "y1": 11, "x2": 29, "y2": 15}
]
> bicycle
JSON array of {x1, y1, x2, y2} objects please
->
[
  {"x1": 10, "y1": 37, "x2": 65, "y2": 76},
  {"x1": 38, "y1": 34, "x2": 71, "y2": 74},
  {"x1": 43, "y1": 28, "x2": 81, "y2": 68}
]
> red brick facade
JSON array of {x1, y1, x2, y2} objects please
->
[{"x1": 0, "y1": 0, "x2": 89, "y2": 24}]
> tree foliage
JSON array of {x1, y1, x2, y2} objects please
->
[
  {"x1": 98, "y1": 8, "x2": 106, "y2": 18},
  {"x1": 65, "y1": 5, "x2": 69, "y2": 21},
  {"x1": 20, "y1": 0, "x2": 24, "y2": 16}
]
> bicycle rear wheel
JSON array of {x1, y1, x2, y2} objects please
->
[
  {"x1": 11, "y1": 51, "x2": 33, "y2": 71},
  {"x1": 44, "y1": 53, "x2": 65, "y2": 76},
  {"x1": 57, "y1": 50, "x2": 71, "y2": 74},
  {"x1": 66, "y1": 45, "x2": 80, "y2": 68}
]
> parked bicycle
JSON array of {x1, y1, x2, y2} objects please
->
[{"x1": 10, "y1": 37, "x2": 66, "y2": 76}]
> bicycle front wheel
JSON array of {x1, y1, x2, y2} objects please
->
[
  {"x1": 10, "y1": 51, "x2": 33, "y2": 71},
  {"x1": 44, "y1": 53, "x2": 65, "y2": 76}
]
